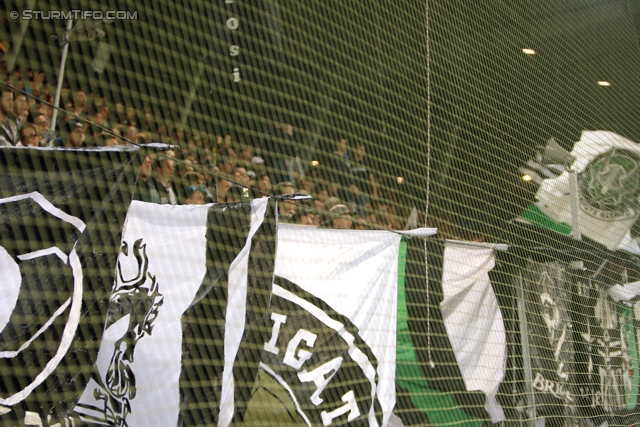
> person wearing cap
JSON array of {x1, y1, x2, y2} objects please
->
[
  {"x1": 64, "y1": 120, "x2": 86, "y2": 148},
  {"x1": 185, "y1": 184, "x2": 207, "y2": 205},
  {"x1": 329, "y1": 204, "x2": 352, "y2": 230}
]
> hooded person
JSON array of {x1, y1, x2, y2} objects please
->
[{"x1": 328, "y1": 203, "x2": 352, "y2": 230}]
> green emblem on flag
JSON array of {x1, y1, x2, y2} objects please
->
[{"x1": 579, "y1": 149, "x2": 640, "y2": 221}]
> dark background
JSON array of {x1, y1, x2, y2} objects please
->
[{"x1": 2, "y1": 0, "x2": 639, "y2": 240}]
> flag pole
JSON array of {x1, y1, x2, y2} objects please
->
[
  {"x1": 49, "y1": 18, "x2": 73, "y2": 135},
  {"x1": 568, "y1": 167, "x2": 581, "y2": 240}
]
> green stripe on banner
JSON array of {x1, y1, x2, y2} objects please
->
[
  {"x1": 520, "y1": 204, "x2": 572, "y2": 235},
  {"x1": 619, "y1": 303, "x2": 640, "y2": 411},
  {"x1": 395, "y1": 238, "x2": 483, "y2": 426}
]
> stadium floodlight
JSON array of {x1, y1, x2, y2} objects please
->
[{"x1": 518, "y1": 166, "x2": 542, "y2": 185}]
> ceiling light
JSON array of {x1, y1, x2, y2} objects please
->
[
  {"x1": 396, "y1": 176, "x2": 405, "y2": 184},
  {"x1": 597, "y1": 81, "x2": 611, "y2": 86},
  {"x1": 522, "y1": 174, "x2": 533, "y2": 182},
  {"x1": 522, "y1": 48, "x2": 536, "y2": 55},
  {"x1": 310, "y1": 160, "x2": 319, "y2": 166}
]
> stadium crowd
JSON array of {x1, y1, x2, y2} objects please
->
[{"x1": 0, "y1": 64, "x2": 410, "y2": 231}]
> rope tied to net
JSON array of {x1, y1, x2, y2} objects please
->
[{"x1": 424, "y1": 0, "x2": 435, "y2": 369}]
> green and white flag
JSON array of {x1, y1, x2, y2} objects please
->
[
  {"x1": 244, "y1": 224, "x2": 403, "y2": 427},
  {"x1": 532, "y1": 130, "x2": 640, "y2": 250}
]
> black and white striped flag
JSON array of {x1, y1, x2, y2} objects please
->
[{"x1": 74, "y1": 198, "x2": 276, "y2": 427}]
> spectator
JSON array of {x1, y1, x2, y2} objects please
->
[
  {"x1": 237, "y1": 144, "x2": 255, "y2": 169},
  {"x1": 89, "y1": 110, "x2": 109, "y2": 140},
  {"x1": 39, "y1": 80, "x2": 53, "y2": 104},
  {"x1": 238, "y1": 144, "x2": 259, "y2": 181},
  {"x1": 125, "y1": 125, "x2": 138, "y2": 143},
  {"x1": 104, "y1": 127, "x2": 123, "y2": 146},
  {"x1": 213, "y1": 174, "x2": 233, "y2": 203},
  {"x1": 213, "y1": 134, "x2": 223, "y2": 149},
  {"x1": 275, "y1": 181, "x2": 297, "y2": 223},
  {"x1": 329, "y1": 138, "x2": 359, "y2": 209},
  {"x1": 174, "y1": 126, "x2": 187, "y2": 145},
  {"x1": 185, "y1": 185, "x2": 207, "y2": 205},
  {"x1": 201, "y1": 132, "x2": 213, "y2": 151},
  {"x1": 350, "y1": 142, "x2": 378, "y2": 217},
  {"x1": 13, "y1": 93, "x2": 28, "y2": 130},
  {"x1": 154, "y1": 123, "x2": 171, "y2": 144},
  {"x1": 250, "y1": 155, "x2": 266, "y2": 175},
  {"x1": 133, "y1": 155, "x2": 163, "y2": 203},
  {"x1": 354, "y1": 216, "x2": 369, "y2": 230},
  {"x1": 223, "y1": 133, "x2": 233, "y2": 147},
  {"x1": 100, "y1": 102, "x2": 112, "y2": 127},
  {"x1": 31, "y1": 112, "x2": 55, "y2": 146},
  {"x1": 312, "y1": 197, "x2": 324, "y2": 212},
  {"x1": 324, "y1": 196, "x2": 341, "y2": 212},
  {"x1": 259, "y1": 123, "x2": 301, "y2": 185},
  {"x1": 320, "y1": 196, "x2": 342, "y2": 227},
  {"x1": 0, "y1": 86, "x2": 18, "y2": 146},
  {"x1": 60, "y1": 82, "x2": 72, "y2": 104},
  {"x1": 295, "y1": 207, "x2": 316, "y2": 226},
  {"x1": 233, "y1": 166, "x2": 252, "y2": 188},
  {"x1": 18, "y1": 124, "x2": 39, "y2": 147},
  {"x1": 178, "y1": 158, "x2": 196, "y2": 179},
  {"x1": 256, "y1": 172, "x2": 272, "y2": 196},
  {"x1": 114, "y1": 102, "x2": 127, "y2": 124},
  {"x1": 221, "y1": 146, "x2": 239, "y2": 168},
  {"x1": 154, "y1": 152, "x2": 179, "y2": 205},
  {"x1": 333, "y1": 137, "x2": 350, "y2": 159},
  {"x1": 136, "y1": 131, "x2": 152, "y2": 145},
  {"x1": 125, "y1": 106, "x2": 138, "y2": 127},
  {"x1": 309, "y1": 210, "x2": 321, "y2": 227},
  {"x1": 352, "y1": 143, "x2": 378, "y2": 196},
  {"x1": 225, "y1": 185, "x2": 251, "y2": 203},
  {"x1": 73, "y1": 89, "x2": 88, "y2": 116},
  {"x1": 295, "y1": 174, "x2": 313, "y2": 194},
  {"x1": 328, "y1": 204, "x2": 352, "y2": 230},
  {"x1": 62, "y1": 98, "x2": 80, "y2": 128},
  {"x1": 376, "y1": 199, "x2": 403, "y2": 230},
  {"x1": 367, "y1": 211, "x2": 379, "y2": 227},
  {"x1": 193, "y1": 171, "x2": 215, "y2": 203},
  {"x1": 64, "y1": 121, "x2": 86, "y2": 148},
  {"x1": 104, "y1": 134, "x2": 118, "y2": 146},
  {"x1": 26, "y1": 70, "x2": 45, "y2": 99},
  {"x1": 216, "y1": 155, "x2": 235, "y2": 175},
  {"x1": 142, "y1": 110, "x2": 155, "y2": 133}
]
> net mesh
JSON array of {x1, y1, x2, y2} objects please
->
[{"x1": 2, "y1": 0, "x2": 640, "y2": 425}]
